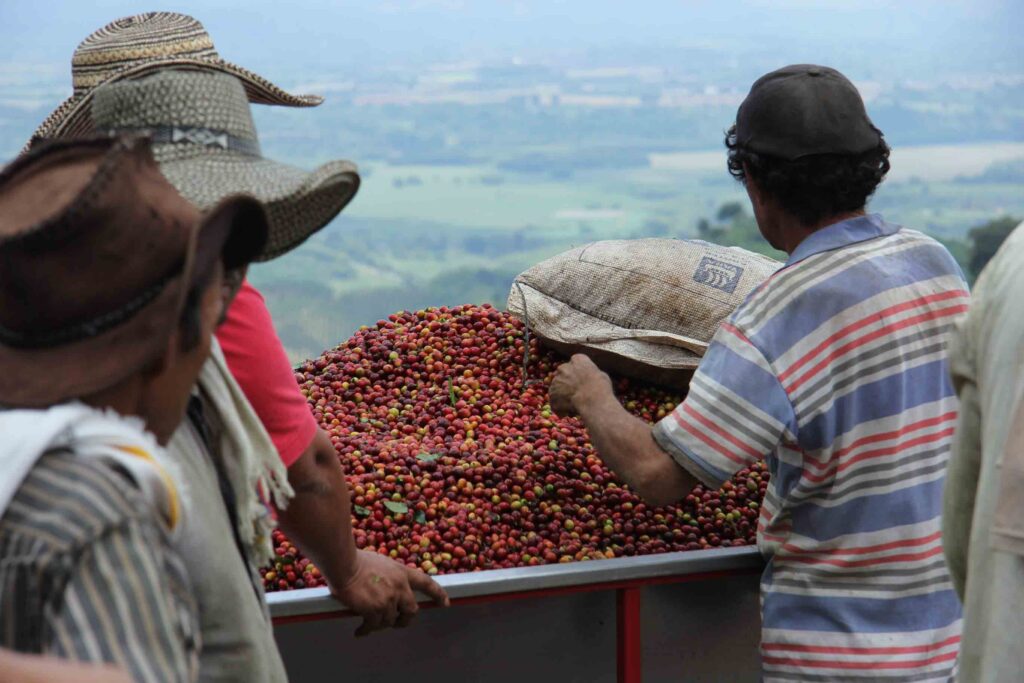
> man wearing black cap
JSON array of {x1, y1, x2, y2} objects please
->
[{"x1": 551, "y1": 65, "x2": 966, "y2": 679}]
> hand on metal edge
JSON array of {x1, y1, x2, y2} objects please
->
[{"x1": 331, "y1": 548, "x2": 450, "y2": 637}]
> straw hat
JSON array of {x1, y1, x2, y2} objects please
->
[
  {"x1": 0, "y1": 136, "x2": 267, "y2": 408},
  {"x1": 92, "y1": 69, "x2": 360, "y2": 261},
  {"x1": 27, "y1": 12, "x2": 322, "y2": 149}
]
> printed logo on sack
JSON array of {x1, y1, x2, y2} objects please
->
[{"x1": 693, "y1": 257, "x2": 743, "y2": 294}]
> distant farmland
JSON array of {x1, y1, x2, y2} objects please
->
[{"x1": 650, "y1": 141, "x2": 1024, "y2": 182}]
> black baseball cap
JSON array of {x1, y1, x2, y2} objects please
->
[{"x1": 735, "y1": 64, "x2": 883, "y2": 160}]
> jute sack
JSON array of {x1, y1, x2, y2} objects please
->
[{"x1": 507, "y1": 239, "x2": 781, "y2": 389}]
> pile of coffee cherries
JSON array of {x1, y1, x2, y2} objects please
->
[{"x1": 262, "y1": 304, "x2": 767, "y2": 592}]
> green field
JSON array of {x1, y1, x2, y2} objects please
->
[
  {"x1": 343, "y1": 141, "x2": 1024, "y2": 240},
  {"x1": 349, "y1": 162, "x2": 740, "y2": 236},
  {"x1": 249, "y1": 143, "x2": 1024, "y2": 363}
]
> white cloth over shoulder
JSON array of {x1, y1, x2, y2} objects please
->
[
  {"x1": 0, "y1": 402, "x2": 183, "y2": 529},
  {"x1": 195, "y1": 339, "x2": 294, "y2": 566}
]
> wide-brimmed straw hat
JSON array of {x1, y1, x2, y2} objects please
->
[
  {"x1": 92, "y1": 69, "x2": 360, "y2": 261},
  {"x1": 27, "y1": 11, "x2": 322, "y2": 149},
  {"x1": 0, "y1": 136, "x2": 268, "y2": 408}
]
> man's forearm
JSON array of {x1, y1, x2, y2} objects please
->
[
  {"x1": 575, "y1": 388, "x2": 697, "y2": 507},
  {"x1": 277, "y1": 428, "x2": 359, "y2": 586},
  {"x1": 275, "y1": 428, "x2": 451, "y2": 634}
]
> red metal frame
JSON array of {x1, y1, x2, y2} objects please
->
[
  {"x1": 616, "y1": 588, "x2": 642, "y2": 683},
  {"x1": 272, "y1": 566, "x2": 758, "y2": 680}
]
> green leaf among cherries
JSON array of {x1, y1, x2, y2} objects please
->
[{"x1": 383, "y1": 501, "x2": 409, "y2": 514}]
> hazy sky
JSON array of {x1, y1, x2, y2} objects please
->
[{"x1": 2, "y1": 1, "x2": 1021, "y2": 76}]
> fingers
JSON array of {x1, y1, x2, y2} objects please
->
[
  {"x1": 395, "y1": 610, "x2": 416, "y2": 629},
  {"x1": 550, "y1": 354, "x2": 606, "y2": 408},
  {"x1": 549, "y1": 368, "x2": 578, "y2": 416},
  {"x1": 395, "y1": 588, "x2": 420, "y2": 628},
  {"x1": 354, "y1": 597, "x2": 399, "y2": 637},
  {"x1": 383, "y1": 595, "x2": 400, "y2": 629},
  {"x1": 354, "y1": 610, "x2": 382, "y2": 638},
  {"x1": 569, "y1": 353, "x2": 607, "y2": 378},
  {"x1": 349, "y1": 567, "x2": 448, "y2": 637},
  {"x1": 549, "y1": 380, "x2": 578, "y2": 416},
  {"x1": 407, "y1": 567, "x2": 450, "y2": 607},
  {"x1": 569, "y1": 353, "x2": 602, "y2": 375},
  {"x1": 574, "y1": 354, "x2": 609, "y2": 385},
  {"x1": 550, "y1": 396, "x2": 577, "y2": 417}
]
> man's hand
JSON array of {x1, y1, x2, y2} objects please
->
[
  {"x1": 331, "y1": 549, "x2": 450, "y2": 637},
  {"x1": 548, "y1": 354, "x2": 697, "y2": 506},
  {"x1": 550, "y1": 354, "x2": 615, "y2": 417}
]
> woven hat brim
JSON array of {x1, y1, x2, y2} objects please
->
[
  {"x1": 157, "y1": 152, "x2": 359, "y2": 262},
  {"x1": 26, "y1": 57, "x2": 322, "y2": 152}
]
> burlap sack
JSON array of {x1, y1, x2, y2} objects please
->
[{"x1": 507, "y1": 239, "x2": 781, "y2": 389}]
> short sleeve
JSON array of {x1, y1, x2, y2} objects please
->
[
  {"x1": 652, "y1": 321, "x2": 795, "y2": 489},
  {"x1": 216, "y1": 280, "x2": 318, "y2": 467}
]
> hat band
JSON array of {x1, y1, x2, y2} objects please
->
[
  {"x1": 0, "y1": 273, "x2": 172, "y2": 350},
  {"x1": 106, "y1": 125, "x2": 260, "y2": 156}
]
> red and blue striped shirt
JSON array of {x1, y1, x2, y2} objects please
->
[{"x1": 653, "y1": 214, "x2": 966, "y2": 682}]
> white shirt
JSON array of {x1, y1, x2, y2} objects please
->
[{"x1": 943, "y1": 221, "x2": 1024, "y2": 682}]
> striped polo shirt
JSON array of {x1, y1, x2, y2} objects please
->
[{"x1": 653, "y1": 214, "x2": 967, "y2": 682}]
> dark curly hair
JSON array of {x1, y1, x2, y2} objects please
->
[{"x1": 725, "y1": 124, "x2": 891, "y2": 227}]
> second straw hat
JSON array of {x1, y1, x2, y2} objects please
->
[
  {"x1": 92, "y1": 69, "x2": 359, "y2": 261},
  {"x1": 29, "y1": 12, "x2": 321, "y2": 148}
]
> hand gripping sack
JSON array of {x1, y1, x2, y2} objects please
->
[{"x1": 507, "y1": 239, "x2": 781, "y2": 389}]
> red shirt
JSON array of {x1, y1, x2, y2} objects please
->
[{"x1": 216, "y1": 280, "x2": 317, "y2": 468}]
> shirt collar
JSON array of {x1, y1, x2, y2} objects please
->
[{"x1": 785, "y1": 213, "x2": 900, "y2": 267}]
